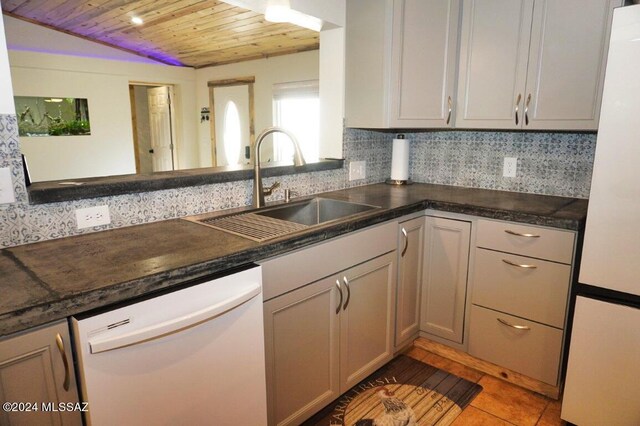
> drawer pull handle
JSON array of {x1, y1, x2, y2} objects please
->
[
  {"x1": 504, "y1": 229, "x2": 540, "y2": 238},
  {"x1": 514, "y1": 93, "x2": 522, "y2": 125},
  {"x1": 401, "y1": 228, "x2": 408, "y2": 257},
  {"x1": 335, "y1": 280, "x2": 343, "y2": 315},
  {"x1": 502, "y1": 258, "x2": 537, "y2": 269},
  {"x1": 497, "y1": 318, "x2": 531, "y2": 331},
  {"x1": 55, "y1": 333, "x2": 71, "y2": 391},
  {"x1": 446, "y1": 96, "x2": 453, "y2": 125},
  {"x1": 343, "y1": 276, "x2": 351, "y2": 310}
]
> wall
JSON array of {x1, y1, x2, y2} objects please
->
[
  {"x1": 319, "y1": 27, "x2": 345, "y2": 159},
  {"x1": 407, "y1": 131, "x2": 596, "y2": 199},
  {"x1": 0, "y1": 14, "x2": 14, "y2": 114},
  {"x1": 5, "y1": 16, "x2": 198, "y2": 182},
  {"x1": 195, "y1": 50, "x2": 319, "y2": 167}
]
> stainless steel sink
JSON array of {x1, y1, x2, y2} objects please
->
[
  {"x1": 188, "y1": 198, "x2": 380, "y2": 242},
  {"x1": 255, "y1": 197, "x2": 379, "y2": 226}
]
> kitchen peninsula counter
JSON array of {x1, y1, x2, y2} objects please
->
[{"x1": 0, "y1": 183, "x2": 588, "y2": 337}]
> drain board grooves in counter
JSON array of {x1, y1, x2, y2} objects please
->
[{"x1": 199, "y1": 213, "x2": 309, "y2": 242}]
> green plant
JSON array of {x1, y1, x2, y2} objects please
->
[{"x1": 47, "y1": 119, "x2": 91, "y2": 136}]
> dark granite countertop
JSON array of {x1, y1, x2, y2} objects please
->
[
  {"x1": 28, "y1": 159, "x2": 343, "y2": 204},
  {"x1": 0, "y1": 183, "x2": 588, "y2": 337}
]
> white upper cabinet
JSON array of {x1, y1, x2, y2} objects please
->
[
  {"x1": 524, "y1": 0, "x2": 619, "y2": 130},
  {"x1": 456, "y1": 0, "x2": 621, "y2": 130},
  {"x1": 345, "y1": 0, "x2": 461, "y2": 128},
  {"x1": 456, "y1": 0, "x2": 534, "y2": 129},
  {"x1": 389, "y1": 0, "x2": 461, "y2": 127}
]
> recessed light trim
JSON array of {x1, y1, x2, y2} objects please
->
[{"x1": 131, "y1": 16, "x2": 143, "y2": 25}]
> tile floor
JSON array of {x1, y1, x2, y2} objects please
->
[{"x1": 405, "y1": 346, "x2": 566, "y2": 426}]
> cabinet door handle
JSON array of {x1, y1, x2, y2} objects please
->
[
  {"x1": 335, "y1": 280, "x2": 343, "y2": 315},
  {"x1": 55, "y1": 333, "x2": 71, "y2": 391},
  {"x1": 504, "y1": 229, "x2": 540, "y2": 238},
  {"x1": 401, "y1": 228, "x2": 408, "y2": 257},
  {"x1": 514, "y1": 93, "x2": 522, "y2": 125},
  {"x1": 342, "y1": 276, "x2": 351, "y2": 310},
  {"x1": 497, "y1": 318, "x2": 531, "y2": 331},
  {"x1": 502, "y1": 258, "x2": 537, "y2": 269},
  {"x1": 525, "y1": 93, "x2": 531, "y2": 125},
  {"x1": 446, "y1": 96, "x2": 453, "y2": 125}
]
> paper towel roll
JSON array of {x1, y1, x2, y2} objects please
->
[{"x1": 390, "y1": 137, "x2": 409, "y2": 181}]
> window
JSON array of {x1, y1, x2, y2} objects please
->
[
  {"x1": 223, "y1": 100, "x2": 242, "y2": 165},
  {"x1": 273, "y1": 80, "x2": 319, "y2": 163}
]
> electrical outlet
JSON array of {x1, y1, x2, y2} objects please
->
[
  {"x1": 349, "y1": 161, "x2": 366, "y2": 181},
  {"x1": 76, "y1": 205, "x2": 111, "y2": 229},
  {"x1": 503, "y1": 157, "x2": 517, "y2": 178},
  {"x1": 0, "y1": 167, "x2": 16, "y2": 204}
]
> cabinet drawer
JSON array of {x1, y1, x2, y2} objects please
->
[
  {"x1": 468, "y1": 305, "x2": 563, "y2": 385},
  {"x1": 472, "y1": 249, "x2": 571, "y2": 328},
  {"x1": 476, "y1": 219, "x2": 575, "y2": 264},
  {"x1": 261, "y1": 222, "x2": 396, "y2": 300}
]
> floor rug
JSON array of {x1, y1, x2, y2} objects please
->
[{"x1": 303, "y1": 355, "x2": 483, "y2": 426}]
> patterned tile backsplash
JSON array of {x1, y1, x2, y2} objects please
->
[
  {"x1": 0, "y1": 113, "x2": 596, "y2": 248},
  {"x1": 406, "y1": 130, "x2": 596, "y2": 199}
]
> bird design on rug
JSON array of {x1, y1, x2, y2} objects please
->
[{"x1": 354, "y1": 386, "x2": 417, "y2": 426}]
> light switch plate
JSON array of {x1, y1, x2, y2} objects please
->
[
  {"x1": 503, "y1": 157, "x2": 517, "y2": 178},
  {"x1": 0, "y1": 167, "x2": 16, "y2": 204},
  {"x1": 349, "y1": 161, "x2": 366, "y2": 181},
  {"x1": 76, "y1": 205, "x2": 111, "y2": 229}
]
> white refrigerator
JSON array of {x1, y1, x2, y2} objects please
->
[{"x1": 561, "y1": 4, "x2": 640, "y2": 425}]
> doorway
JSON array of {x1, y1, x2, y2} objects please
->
[
  {"x1": 129, "y1": 83, "x2": 178, "y2": 173},
  {"x1": 208, "y1": 77, "x2": 256, "y2": 167}
]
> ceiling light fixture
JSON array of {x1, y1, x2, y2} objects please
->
[
  {"x1": 264, "y1": 0, "x2": 290, "y2": 23},
  {"x1": 264, "y1": 0, "x2": 322, "y2": 32},
  {"x1": 131, "y1": 16, "x2": 143, "y2": 25}
]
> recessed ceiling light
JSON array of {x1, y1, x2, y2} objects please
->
[{"x1": 131, "y1": 16, "x2": 143, "y2": 25}]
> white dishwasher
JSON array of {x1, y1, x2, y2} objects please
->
[{"x1": 72, "y1": 265, "x2": 267, "y2": 426}]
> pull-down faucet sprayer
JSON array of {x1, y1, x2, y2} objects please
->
[{"x1": 253, "y1": 127, "x2": 306, "y2": 208}]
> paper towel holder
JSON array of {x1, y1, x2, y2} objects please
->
[{"x1": 386, "y1": 134, "x2": 413, "y2": 185}]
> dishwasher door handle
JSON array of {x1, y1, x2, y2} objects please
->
[{"x1": 88, "y1": 282, "x2": 261, "y2": 354}]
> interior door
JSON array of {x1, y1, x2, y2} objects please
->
[
  {"x1": 147, "y1": 86, "x2": 175, "y2": 172},
  {"x1": 213, "y1": 85, "x2": 251, "y2": 167}
]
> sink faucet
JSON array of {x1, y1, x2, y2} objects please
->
[{"x1": 253, "y1": 127, "x2": 306, "y2": 208}]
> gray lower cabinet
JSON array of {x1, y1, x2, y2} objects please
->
[
  {"x1": 420, "y1": 216, "x2": 471, "y2": 344},
  {"x1": 263, "y1": 251, "x2": 397, "y2": 426},
  {"x1": 263, "y1": 275, "x2": 340, "y2": 426},
  {"x1": 0, "y1": 320, "x2": 82, "y2": 426},
  {"x1": 339, "y1": 252, "x2": 396, "y2": 391},
  {"x1": 469, "y1": 218, "x2": 576, "y2": 386},
  {"x1": 394, "y1": 216, "x2": 425, "y2": 349}
]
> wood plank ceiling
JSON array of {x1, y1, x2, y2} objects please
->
[{"x1": 1, "y1": 0, "x2": 320, "y2": 68}]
